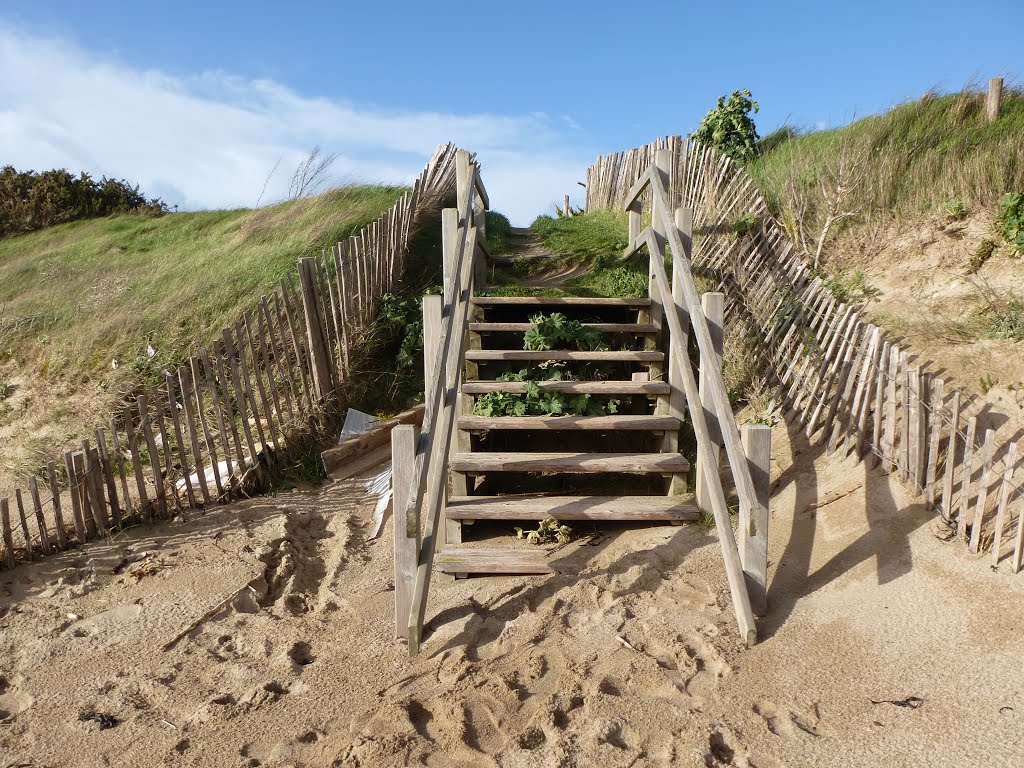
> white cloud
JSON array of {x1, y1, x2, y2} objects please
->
[{"x1": 0, "y1": 25, "x2": 594, "y2": 224}]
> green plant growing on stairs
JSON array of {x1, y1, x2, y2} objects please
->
[
  {"x1": 524, "y1": 312, "x2": 609, "y2": 351},
  {"x1": 692, "y1": 89, "x2": 761, "y2": 163},
  {"x1": 514, "y1": 518, "x2": 571, "y2": 545}
]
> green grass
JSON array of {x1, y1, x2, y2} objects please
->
[
  {"x1": 485, "y1": 210, "x2": 512, "y2": 255},
  {"x1": 749, "y1": 87, "x2": 1024, "y2": 229},
  {"x1": 989, "y1": 300, "x2": 1024, "y2": 340},
  {"x1": 0, "y1": 184, "x2": 406, "y2": 385},
  {"x1": 531, "y1": 209, "x2": 630, "y2": 261}
]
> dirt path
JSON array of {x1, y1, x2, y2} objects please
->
[{"x1": 1, "y1": 417, "x2": 1021, "y2": 767}]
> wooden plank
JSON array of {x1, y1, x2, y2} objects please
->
[
  {"x1": 924, "y1": 379, "x2": 945, "y2": 508},
  {"x1": 46, "y1": 460, "x2": 68, "y2": 548},
  {"x1": 255, "y1": 304, "x2": 287, "y2": 428},
  {"x1": 695, "y1": 291, "x2": 724, "y2": 513},
  {"x1": 234, "y1": 321, "x2": 271, "y2": 456},
  {"x1": 206, "y1": 346, "x2": 245, "y2": 479},
  {"x1": 279, "y1": 278, "x2": 315, "y2": 413},
  {"x1": 1, "y1": 499, "x2": 14, "y2": 568},
  {"x1": 17, "y1": 495, "x2": 33, "y2": 560},
  {"x1": 1014, "y1": 494, "x2": 1024, "y2": 573},
  {"x1": 992, "y1": 441, "x2": 1018, "y2": 566},
  {"x1": 470, "y1": 296, "x2": 651, "y2": 307},
  {"x1": 740, "y1": 424, "x2": 771, "y2": 617},
  {"x1": 898, "y1": 351, "x2": 910, "y2": 482},
  {"x1": 457, "y1": 415, "x2": 680, "y2": 431},
  {"x1": 806, "y1": 316, "x2": 860, "y2": 438},
  {"x1": 436, "y1": 548, "x2": 556, "y2": 575},
  {"x1": 138, "y1": 395, "x2": 168, "y2": 519},
  {"x1": 242, "y1": 316, "x2": 281, "y2": 453},
  {"x1": 223, "y1": 329, "x2": 260, "y2": 465},
  {"x1": 882, "y1": 345, "x2": 900, "y2": 471},
  {"x1": 462, "y1": 380, "x2": 669, "y2": 395},
  {"x1": 70, "y1": 451, "x2": 93, "y2": 537},
  {"x1": 321, "y1": 404, "x2": 425, "y2": 475},
  {"x1": 958, "y1": 417, "x2": 978, "y2": 540},
  {"x1": 108, "y1": 419, "x2": 132, "y2": 521},
  {"x1": 970, "y1": 428, "x2": 997, "y2": 553},
  {"x1": 906, "y1": 366, "x2": 924, "y2": 488},
  {"x1": 93, "y1": 428, "x2": 121, "y2": 527},
  {"x1": 451, "y1": 452, "x2": 689, "y2": 474},
  {"x1": 28, "y1": 476, "x2": 52, "y2": 555},
  {"x1": 465, "y1": 350, "x2": 664, "y2": 362},
  {"x1": 165, "y1": 372, "x2": 197, "y2": 509},
  {"x1": 941, "y1": 390, "x2": 962, "y2": 521},
  {"x1": 392, "y1": 424, "x2": 418, "y2": 640},
  {"x1": 468, "y1": 322, "x2": 657, "y2": 334},
  {"x1": 824, "y1": 326, "x2": 869, "y2": 452},
  {"x1": 178, "y1": 365, "x2": 212, "y2": 506},
  {"x1": 88, "y1": 447, "x2": 108, "y2": 534},
  {"x1": 639, "y1": 204, "x2": 759, "y2": 646},
  {"x1": 445, "y1": 495, "x2": 699, "y2": 521},
  {"x1": 262, "y1": 296, "x2": 297, "y2": 421},
  {"x1": 440, "y1": 208, "x2": 467, "y2": 553},
  {"x1": 122, "y1": 406, "x2": 151, "y2": 522}
]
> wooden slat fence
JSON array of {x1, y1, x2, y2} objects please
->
[
  {"x1": 0, "y1": 143, "x2": 476, "y2": 569},
  {"x1": 587, "y1": 137, "x2": 1024, "y2": 571}
]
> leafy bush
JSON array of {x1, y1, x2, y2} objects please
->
[
  {"x1": 945, "y1": 199, "x2": 969, "y2": 221},
  {"x1": 989, "y1": 300, "x2": 1024, "y2": 340},
  {"x1": 524, "y1": 312, "x2": 608, "y2": 351},
  {"x1": 0, "y1": 381, "x2": 11, "y2": 400},
  {"x1": 692, "y1": 90, "x2": 761, "y2": 163},
  {"x1": 997, "y1": 192, "x2": 1024, "y2": 256},
  {"x1": 474, "y1": 369, "x2": 620, "y2": 417},
  {"x1": 0, "y1": 166, "x2": 167, "y2": 237},
  {"x1": 822, "y1": 270, "x2": 881, "y2": 305}
]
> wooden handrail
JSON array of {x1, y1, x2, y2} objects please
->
[
  {"x1": 403, "y1": 149, "x2": 481, "y2": 654},
  {"x1": 622, "y1": 167, "x2": 652, "y2": 209}
]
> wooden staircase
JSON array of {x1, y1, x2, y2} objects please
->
[
  {"x1": 436, "y1": 295, "x2": 699, "y2": 576},
  {"x1": 396, "y1": 149, "x2": 768, "y2": 655}
]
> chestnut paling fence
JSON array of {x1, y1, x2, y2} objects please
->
[
  {"x1": 0, "y1": 144, "x2": 473, "y2": 569},
  {"x1": 585, "y1": 135, "x2": 1024, "y2": 571}
]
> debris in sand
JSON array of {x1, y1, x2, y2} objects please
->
[
  {"x1": 799, "y1": 484, "x2": 862, "y2": 515},
  {"x1": 79, "y1": 711, "x2": 119, "y2": 729},
  {"x1": 162, "y1": 579, "x2": 261, "y2": 651},
  {"x1": 869, "y1": 696, "x2": 923, "y2": 709},
  {"x1": 129, "y1": 557, "x2": 166, "y2": 581}
]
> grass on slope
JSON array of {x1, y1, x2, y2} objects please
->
[
  {"x1": 749, "y1": 87, "x2": 1024, "y2": 238},
  {"x1": 0, "y1": 185, "x2": 406, "y2": 389}
]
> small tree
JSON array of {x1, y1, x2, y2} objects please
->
[{"x1": 692, "y1": 90, "x2": 760, "y2": 163}]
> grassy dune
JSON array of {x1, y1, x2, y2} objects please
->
[{"x1": 0, "y1": 185, "x2": 406, "y2": 388}]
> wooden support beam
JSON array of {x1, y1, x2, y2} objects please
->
[
  {"x1": 695, "y1": 292, "x2": 724, "y2": 513},
  {"x1": 958, "y1": 417, "x2": 978, "y2": 541},
  {"x1": 297, "y1": 257, "x2": 334, "y2": 401},
  {"x1": 741, "y1": 424, "x2": 771, "y2": 617},
  {"x1": 940, "y1": 390, "x2": 962, "y2": 522},
  {"x1": 392, "y1": 424, "x2": 418, "y2": 640}
]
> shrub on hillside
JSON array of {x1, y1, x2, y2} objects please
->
[
  {"x1": 692, "y1": 89, "x2": 761, "y2": 163},
  {"x1": 0, "y1": 166, "x2": 168, "y2": 237}
]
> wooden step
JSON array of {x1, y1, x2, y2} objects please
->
[
  {"x1": 458, "y1": 415, "x2": 680, "y2": 431},
  {"x1": 446, "y1": 495, "x2": 700, "y2": 522},
  {"x1": 470, "y1": 322, "x2": 657, "y2": 333},
  {"x1": 471, "y1": 297, "x2": 651, "y2": 307},
  {"x1": 450, "y1": 452, "x2": 689, "y2": 474},
  {"x1": 465, "y1": 350, "x2": 663, "y2": 362},
  {"x1": 462, "y1": 380, "x2": 670, "y2": 395},
  {"x1": 508, "y1": 227, "x2": 535, "y2": 237},
  {"x1": 436, "y1": 547, "x2": 556, "y2": 575}
]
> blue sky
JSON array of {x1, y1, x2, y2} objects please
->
[{"x1": 2, "y1": 0, "x2": 1022, "y2": 223}]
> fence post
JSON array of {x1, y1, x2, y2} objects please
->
[
  {"x1": 987, "y1": 77, "x2": 1004, "y2": 123},
  {"x1": 297, "y1": 257, "x2": 334, "y2": 401},
  {"x1": 392, "y1": 424, "x2": 418, "y2": 640},
  {"x1": 563, "y1": 194, "x2": 570, "y2": 216},
  {"x1": 695, "y1": 292, "x2": 725, "y2": 511},
  {"x1": 741, "y1": 423, "x2": 771, "y2": 616}
]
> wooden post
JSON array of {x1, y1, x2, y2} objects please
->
[
  {"x1": 740, "y1": 424, "x2": 771, "y2": 616},
  {"x1": 297, "y1": 257, "x2": 334, "y2": 401},
  {"x1": 958, "y1": 417, "x2": 978, "y2": 540},
  {"x1": 0, "y1": 499, "x2": 14, "y2": 569},
  {"x1": 987, "y1": 77, "x2": 1004, "y2": 123},
  {"x1": 940, "y1": 390, "x2": 962, "y2": 522},
  {"x1": 970, "y1": 428, "x2": 996, "y2": 553},
  {"x1": 28, "y1": 476, "x2": 52, "y2": 555},
  {"x1": 695, "y1": 292, "x2": 724, "y2": 511},
  {"x1": 123, "y1": 405, "x2": 151, "y2": 521},
  {"x1": 563, "y1": 194, "x2": 570, "y2": 216},
  {"x1": 392, "y1": 424, "x2": 418, "y2": 639},
  {"x1": 924, "y1": 379, "x2": 945, "y2": 508},
  {"x1": 907, "y1": 367, "x2": 924, "y2": 489},
  {"x1": 992, "y1": 442, "x2": 1018, "y2": 566},
  {"x1": 47, "y1": 460, "x2": 67, "y2": 548}
]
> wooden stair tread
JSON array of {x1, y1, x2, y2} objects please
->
[
  {"x1": 450, "y1": 452, "x2": 690, "y2": 474},
  {"x1": 465, "y1": 350, "x2": 663, "y2": 362},
  {"x1": 436, "y1": 547, "x2": 556, "y2": 575},
  {"x1": 462, "y1": 380, "x2": 670, "y2": 395},
  {"x1": 446, "y1": 495, "x2": 700, "y2": 521},
  {"x1": 471, "y1": 297, "x2": 651, "y2": 307},
  {"x1": 470, "y1": 322, "x2": 657, "y2": 333},
  {"x1": 458, "y1": 415, "x2": 680, "y2": 431}
]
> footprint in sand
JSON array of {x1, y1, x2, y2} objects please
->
[{"x1": 0, "y1": 674, "x2": 34, "y2": 723}]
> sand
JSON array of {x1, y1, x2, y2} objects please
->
[{"x1": 1, "y1": 417, "x2": 1022, "y2": 767}]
